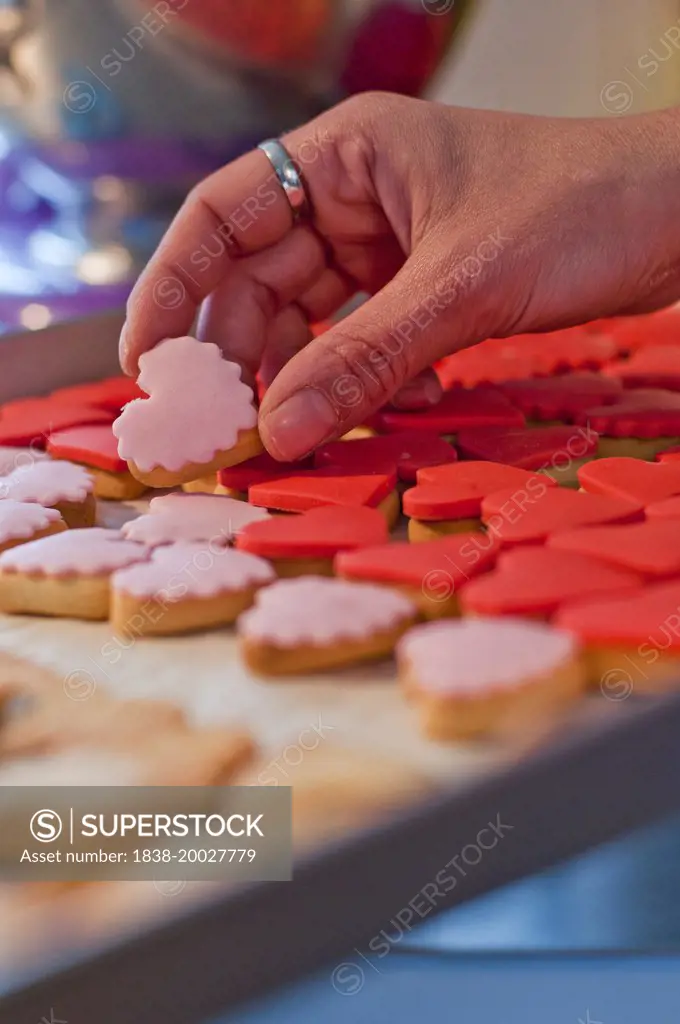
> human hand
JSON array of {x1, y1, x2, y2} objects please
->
[{"x1": 121, "y1": 93, "x2": 680, "y2": 460}]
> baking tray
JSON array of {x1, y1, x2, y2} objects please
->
[{"x1": 2, "y1": 313, "x2": 680, "y2": 1022}]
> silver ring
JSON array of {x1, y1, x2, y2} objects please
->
[{"x1": 258, "y1": 138, "x2": 310, "y2": 220}]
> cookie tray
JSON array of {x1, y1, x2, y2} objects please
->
[{"x1": 2, "y1": 312, "x2": 680, "y2": 1021}]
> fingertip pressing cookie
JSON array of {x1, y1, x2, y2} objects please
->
[
  {"x1": 113, "y1": 336, "x2": 263, "y2": 488},
  {"x1": 121, "y1": 492, "x2": 270, "y2": 548},
  {"x1": 238, "y1": 576, "x2": 417, "y2": 676},
  {"x1": 248, "y1": 469, "x2": 401, "y2": 527},
  {"x1": 0, "y1": 501, "x2": 67, "y2": 555},
  {"x1": 459, "y1": 547, "x2": 642, "y2": 619},
  {"x1": 111, "y1": 543, "x2": 275, "y2": 636},
  {"x1": 397, "y1": 618, "x2": 585, "y2": 740},
  {"x1": 236, "y1": 504, "x2": 389, "y2": 577},
  {"x1": 403, "y1": 461, "x2": 555, "y2": 541},
  {"x1": 0, "y1": 460, "x2": 96, "y2": 527},
  {"x1": 555, "y1": 580, "x2": 680, "y2": 692},
  {"x1": 0, "y1": 527, "x2": 148, "y2": 619},
  {"x1": 46, "y1": 424, "x2": 147, "y2": 501},
  {"x1": 336, "y1": 532, "x2": 499, "y2": 618}
]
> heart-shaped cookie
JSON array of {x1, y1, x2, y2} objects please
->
[
  {"x1": 50, "y1": 376, "x2": 143, "y2": 412},
  {"x1": 604, "y1": 345, "x2": 680, "y2": 391},
  {"x1": 481, "y1": 486, "x2": 642, "y2": 546},
  {"x1": 555, "y1": 580, "x2": 680, "y2": 692},
  {"x1": 498, "y1": 373, "x2": 622, "y2": 422},
  {"x1": 377, "y1": 385, "x2": 525, "y2": 434},
  {"x1": 404, "y1": 461, "x2": 555, "y2": 520},
  {"x1": 0, "y1": 399, "x2": 114, "y2": 447},
  {"x1": 113, "y1": 337, "x2": 263, "y2": 487},
  {"x1": 528, "y1": 328, "x2": 618, "y2": 374},
  {"x1": 397, "y1": 617, "x2": 585, "y2": 740},
  {"x1": 574, "y1": 389, "x2": 680, "y2": 456},
  {"x1": 0, "y1": 460, "x2": 95, "y2": 527},
  {"x1": 248, "y1": 468, "x2": 399, "y2": 525},
  {"x1": 122, "y1": 493, "x2": 270, "y2": 548},
  {"x1": 456, "y1": 424, "x2": 599, "y2": 484},
  {"x1": 314, "y1": 431, "x2": 456, "y2": 483},
  {"x1": 237, "y1": 504, "x2": 388, "y2": 561},
  {"x1": 336, "y1": 531, "x2": 498, "y2": 618},
  {"x1": 459, "y1": 546, "x2": 642, "y2": 618},
  {"x1": 548, "y1": 518, "x2": 680, "y2": 577},
  {"x1": 239, "y1": 575, "x2": 417, "y2": 675},
  {"x1": 436, "y1": 338, "x2": 540, "y2": 388},
  {"x1": 217, "y1": 452, "x2": 314, "y2": 495},
  {"x1": 578, "y1": 456, "x2": 680, "y2": 504},
  {"x1": 47, "y1": 424, "x2": 125, "y2": 472}
]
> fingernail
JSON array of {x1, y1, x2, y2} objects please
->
[
  {"x1": 264, "y1": 388, "x2": 339, "y2": 460},
  {"x1": 119, "y1": 323, "x2": 131, "y2": 373}
]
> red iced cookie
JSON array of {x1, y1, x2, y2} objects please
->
[
  {"x1": 47, "y1": 425, "x2": 126, "y2": 473},
  {"x1": 403, "y1": 461, "x2": 554, "y2": 520},
  {"x1": 459, "y1": 547, "x2": 642, "y2": 618},
  {"x1": 607, "y1": 309, "x2": 680, "y2": 352},
  {"x1": 0, "y1": 400, "x2": 114, "y2": 447},
  {"x1": 314, "y1": 431, "x2": 456, "y2": 483},
  {"x1": 527, "y1": 328, "x2": 618, "y2": 374},
  {"x1": 435, "y1": 339, "x2": 539, "y2": 389},
  {"x1": 574, "y1": 388, "x2": 680, "y2": 437},
  {"x1": 498, "y1": 373, "x2": 622, "y2": 422},
  {"x1": 336, "y1": 531, "x2": 499, "y2": 590},
  {"x1": 656, "y1": 445, "x2": 680, "y2": 463},
  {"x1": 555, "y1": 579, "x2": 680, "y2": 649},
  {"x1": 249, "y1": 469, "x2": 397, "y2": 512},
  {"x1": 481, "y1": 486, "x2": 642, "y2": 547},
  {"x1": 376, "y1": 385, "x2": 525, "y2": 434},
  {"x1": 49, "y1": 377, "x2": 143, "y2": 412},
  {"x1": 549, "y1": 519, "x2": 680, "y2": 578},
  {"x1": 456, "y1": 424, "x2": 598, "y2": 468},
  {"x1": 236, "y1": 505, "x2": 388, "y2": 560},
  {"x1": 604, "y1": 346, "x2": 680, "y2": 391},
  {"x1": 579, "y1": 457, "x2": 680, "y2": 504},
  {"x1": 218, "y1": 452, "x2": 314, "y2": 492}
]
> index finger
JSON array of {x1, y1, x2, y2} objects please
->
[{"x1": 121, "y1": 144, "x2": 298, "y2": 374}]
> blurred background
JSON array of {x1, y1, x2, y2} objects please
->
[{"x1": 1, "y1": 0, "x2": 679, "y2": 336}]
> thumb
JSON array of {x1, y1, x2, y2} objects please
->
[{"x1": 259, "y1": 257, "x2": 477, "y2": 461}]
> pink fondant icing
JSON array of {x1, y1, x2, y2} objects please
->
[
  {"x1": 121, "y1": 493, "x2": 270, "y2": 548},
  {"x1": 0, "y1": 527, "x2": 148, "y2": 576},
  {"x1": 0, "y1": 500, "x2": 62, "y2": 544},
  {"x1": 0, "y1": 447, "x2": 51, "y2": 477},
  {"x1": 0, "y1": 460, "x2": 92, "y2": 505},
  {"x1": 238, "y1": 576, "x2": 415, "y2": 647},
  {"x1": 112, "y1": 337, "x2": 258, "y2": 472},
  {"x1": 397, "y1": 618, "x2": 576, "y2": 695},
  {"x1": 112, "y1": 543, "x2": 274, "y2": 600}
]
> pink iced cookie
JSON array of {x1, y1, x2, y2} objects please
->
[
  {"x1": 0, "y1": 460, "x2": 92, "y2": 505},
  {"x1": 0, "y1": 528, "x2": 149, "y2": 619},
  {"x1": 0, "y1": 500, "x2": 66, "y2": 553},
  {"x1": 239, "y1": 576, "x2": 417, "y2": 675},
  {"x1": 397, "y1": 618, "x2": 585, "y2": 740},
  {"x1": 0, "y1": 527, "x2": 147, "y2": 577},
  {"x1": 111, "y1": 544, "x2": 274, "y2": 636},
  {"x1": 121, "y1": 493, "x2": 270, "y2": 548},
  {"x1": 112, "y1": 337, "x2": 263, "y2": 487},
  {"x1": 0, "y1": 459, "x2": 95, "y2": 528}
]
